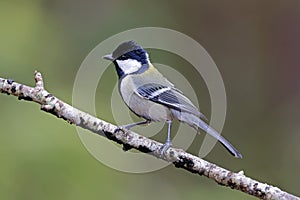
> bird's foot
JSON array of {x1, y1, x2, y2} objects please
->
[
  {"x1": 114, "y1": 126, "x2": 127, "y2": 133},
  {"x1": 160, "y1": 141, "x2": 172, "y2": 155}
]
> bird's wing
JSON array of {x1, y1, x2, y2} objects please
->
[{"x1": 136, "y1": 83, "x2": 207, "y2": 120}]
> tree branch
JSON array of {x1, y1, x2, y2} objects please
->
[{"x1": 0, "y1": 71, "x2": 298, "y2": 200}]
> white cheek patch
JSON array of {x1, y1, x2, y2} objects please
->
[
  {"x1": 145, "y1": 53, "x2": 150, "y2": 63},
  {"x1": 116, "y1": 59, "x2": 142, "y2": 74}
]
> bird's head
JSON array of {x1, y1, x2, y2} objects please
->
[{"x1": 103, "y1": 41, "x2": 150, "y2": 78}]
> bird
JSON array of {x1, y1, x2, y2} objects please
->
[{"x1": 103, "y1": 40, "x2": 242, "y2": 158}]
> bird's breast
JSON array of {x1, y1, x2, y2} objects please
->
[{"x1": 119, "y1": 76, "x2": 172, "y2": 122}]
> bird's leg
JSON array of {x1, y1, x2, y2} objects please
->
[
  {"x1": 114, "y1": 119, "x2": 151, "y2": 133},
  {"x1": 123, "y1": 119, "x2": 151, "y2": 129},
  {"x1": 160, "y1": 120, "x2": 172, "y2": 154}
]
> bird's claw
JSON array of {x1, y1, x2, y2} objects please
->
[
  {"x1": 114, "y1": 126, "x2": 127, "y2": 133},
  {"x1": 160, "y1": 141, "x2": 172, "y2": 155}
]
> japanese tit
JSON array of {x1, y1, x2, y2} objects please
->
[{"x1": 103, "y1": 41, "x2": 242, "y2": 158}]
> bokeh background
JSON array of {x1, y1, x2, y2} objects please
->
[{"x1": 0, "y1": 0, "x2": 299, "y2": 199}]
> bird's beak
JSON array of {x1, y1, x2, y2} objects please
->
[{"x1": 102, "y1": 54, "x2": 115, "y2": 61}]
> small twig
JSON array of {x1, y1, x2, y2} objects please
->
[{"x1": 0, "y1": 71, "x2": 299, "y2": 200}]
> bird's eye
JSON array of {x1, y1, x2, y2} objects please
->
[{"x1": 119, "y1": 55, "x2": 127, "y2": 60}]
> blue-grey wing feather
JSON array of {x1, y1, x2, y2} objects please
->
[{"x1": 136, "y1": 83, "x2": 207, "y2": 120}]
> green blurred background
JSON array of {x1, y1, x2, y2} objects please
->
[{"x1": 1, "y1": 0, "x2": 300, "y2": 199}]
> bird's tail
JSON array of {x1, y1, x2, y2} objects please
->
[{"x1": 173, "y1": 111, "x2": 242, "y2": 158}]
